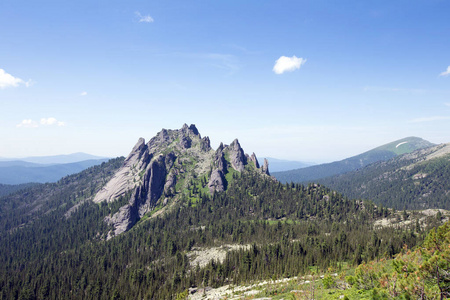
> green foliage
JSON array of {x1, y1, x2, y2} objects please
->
[
  {"x1": 346, "y1": 220, "x2": 450, "y2": 299},
  {"x1": 175, "y1": 289, "x2": 188, "y2": 300},
  {"x1": 322, "y1": 274, "x2": 336, "y2": 289}
]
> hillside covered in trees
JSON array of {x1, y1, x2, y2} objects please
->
[
  {"x1": 273, "y1": 137, "x2": 434, "y2": 184},
  {"x1": 318, "y1": 143, "x2": 450, "y2": 210},
  {"x1": 1, "y1": 166, "x2": 440, "y2": 299}
]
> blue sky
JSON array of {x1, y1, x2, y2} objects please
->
[{"x1": 1, "y1": 0, "x2": 449, "y2": 163}]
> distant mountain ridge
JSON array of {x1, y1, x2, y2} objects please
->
[
  {"x1": 0, "y1": 152, "x2": 108, "y2": 164},
  {"x1": 273, "y1": 137, "x2": 434, "y2": 183},
  {"x1": 257, "y1": 157, "x2": 314, "y2": 172},
  {"x1": 0, "y1": 158, "x2": 109, "y2": 185},
  {"x1": 318, "y1": 142, "x2": 450, "y2": 210}
]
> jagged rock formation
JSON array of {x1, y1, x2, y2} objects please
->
[
  {"x1": 94, "y1": 124, "x2": 270, "y2": 236},
  {"x1": 228, "y1": 139, "x2": 247, "y2": 172},
  {"x1": 261, "y1": 158, "x2": 270, "y2": 176},
  {"x1": 208, "y1": 143, "x2": 227, "y2": 194},
  {"x1": 249, "y1": 153, "x2": 260, "y2": 168}
]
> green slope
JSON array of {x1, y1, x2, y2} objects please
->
[
  {"x1": 318, "y1": 143, "x2": 450, "y2": 210},
  {"x1": 0, "y1": 182, "x2": 40, "y2": 198},
  {"x1": 273, "y1": 137, "x2": 434, "y2": 184}
]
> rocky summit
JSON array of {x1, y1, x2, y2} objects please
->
[{"x1": 94, "y1": 124, "x2": 270, "y2": 236}]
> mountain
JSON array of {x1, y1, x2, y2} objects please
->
[
  {"x1": 0, "y1": 161, "x2": 49, "y2": 167},
  {"x1": 94, "y1": 123, "x2": 271, "y2": 235},
  {"x1": 0, "y1": 157, "x2": 124, "y2": 233},
  {"x1": 257, "y1": 157, "x2": 314, "y2": 172},
  {"x1": 0, "y1": 152, "x2": 108, "y2": 164},
  {"x1": 0, "y1": 159, "x2": 109, "y2": 184},
  {"x1": 317, "y1": 142, "x2": 450, "y2": 210},
  {"x1": 0, "y1": 125, "x2": 444, "y2": 299},
  {"x1": 273, "y1": 137, "x2": 434, "y2": 183}
]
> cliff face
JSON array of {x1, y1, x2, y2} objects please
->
[{"x1": 94, "y1": 124, "x2": 270, "y2": 236}]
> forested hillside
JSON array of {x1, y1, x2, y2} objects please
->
[
  {"x1": 0, "y1": 165, "x2": 439, "y2": 299},
  {"x1": 318, "y1": 143, "x2": 450, "y2": 210},
  {"x1": 0, "y1": 183, "x2": 39, "y2": 198},
  {"x1": 273, "y1": 137, "x2": 433, "y2": 183},
  {"x1": 0, "y1": 157, "x2": 124, "y2": 233}
]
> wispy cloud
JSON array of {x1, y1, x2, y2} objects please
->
[
  {"x1": 0, "y1": 69, "x2": 27, "y2": 89},
  {"x1": 169, "y1": 52, "x2": 240, "y2": 75},
  {"x1": 80, "y1": 91, "x2": 87, "y2": 96},
  {"x1": 439, "y1": 66, "x2": 450, "y2": 77},
  {"x1": 363, "y1": 86, "x2": 427, "y2": 93},
  {"x1": 206, "y1": 53, "x2": 239, "y2": 74},
  {"x1": 224, "y1": 44, "x2": 260, "y2": 55},
  {"x1": 16, "y1": 119, "x2": 38, "y2": 128},
  {"x1": 409, "y1": 116, "x2": 450, "y2": 123},
  {"x1": 135, "y1": 11, "x2": 154, "y2": 23},
  {"x1": 24, "y1": 79, "x2": 35, "y2": 87},
  {"x1": 445, "y1": 103, "x2": 450, "y2": 107},
  {"x1": 273, "y1": 55, "x2": 306, "y2": 74}
]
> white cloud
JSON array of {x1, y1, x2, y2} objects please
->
[
  {"x1": 80, "y1": 91, "x2": 87, "y2": 96},
  {"x1": 135, "y1": 11, "x2": 154, "y2": 23},
  {"x1": 445, "y1": 103, "x2": 450, "y2": 107},
  {"x1": 16, "y1": 119, "x2": 38, "y2": 128},
  {"x1": 40, "y1": 117, "x2": 65, "y2": 126},
  {"x1": 0, "y1": 69, "x2": 24, "y2": 89},
  {"x1": 439, "y1": 66, "x2": 450, "y2": 77},
  {"x1": 41, "y1": 117, "x2": 57, "y2": 125},
  {"x1": 16, "y1": 118, "x2": 66, "y2": 128},
  {"x1": 273, "y1": 55, "x2": 306, "y2": 74},
  {"x1": 409, "y1": 116, "x2": 450, "y2": 123}
]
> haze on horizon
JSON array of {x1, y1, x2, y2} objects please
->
[{"x1": 1, "y1": 1, "x2": 450, "y2": 163}]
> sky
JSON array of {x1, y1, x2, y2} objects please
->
[{"x1": 1, "y1": 0, "x2": 450, "y2": 163}]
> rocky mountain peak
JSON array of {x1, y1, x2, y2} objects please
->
[
  {"x1": 188, "y1": 124, "x2": 200, "y2": 136},
  {"x1": 227, "y1": 139, "x2": 247, "y2": 172},
  {"x1": 94, "y1": 124, "x2": 271, "y2": 236}
]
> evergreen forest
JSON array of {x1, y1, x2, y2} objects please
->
[{"x1": 0, "y1": 161, "x2": 444, "y2": 299}]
